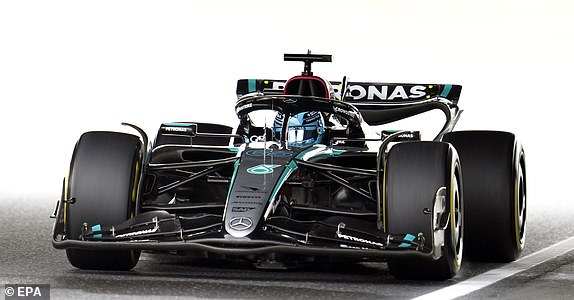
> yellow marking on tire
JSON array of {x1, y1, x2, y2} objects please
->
[
  {"x1": 131, "y1": 160, "x2": 140, "y2": 203},
  {"x1": 129, "y1": 158, "x2": 141, "y2": 265},
  {"x1": 382, "y1": 163, "x2": 387, "y2": 232}
]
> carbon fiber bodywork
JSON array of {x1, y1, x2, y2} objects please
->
[
  {"x1": 52, "y1": 99, "x2": 453, "y2": 262},
  {"x1": 52, "y1": 53, "x2": 463, "y2": 267}
]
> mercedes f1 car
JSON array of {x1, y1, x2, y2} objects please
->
[{"x1": 52, "y1": 53, "x2": 527, "y2": 280}]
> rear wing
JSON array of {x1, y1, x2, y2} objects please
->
[
  {"x1": 236, "y1": 79, "x2": 462, "y2": 104},
  {"x1": 236, "y1": 79, "x2": 462, "y2": 132}
]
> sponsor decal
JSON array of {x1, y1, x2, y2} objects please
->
[
  {"x1": 163, "y1": 127, "x2": 188, "y2": 132},
  {"x1": 382, "y1": 130, "x2": 421, "y2": 141},
  {"x1": 235, "y1": 195, "x2": 262, "y2": 199},
  {"x1": 346, "y1": 84, "x2": 427, "y2": 101},
  {"x1": 249, "y1": 135, "x2": 267, "y2": 143},
  {"x1": 244, "y1": 80, "x2": 434, "y2": 101},
  {"x1": 235, "y1": 103, "x2": 253, "y2": 114},
  {"x1": 232, "y1": 207, "x2": 256, "y2": 212},
  {"x1": 160, "y1": 124, "x2": 196, "y2": 135},
  {"x1": 246, "y1": 164, "x2": 281, "y2": 175},
  {"x1": 240, "y1": 185, "x2": 261, "y2": 192},
  {"x1": 336, "y1": 223, "x2": 385, "y2": 247},
  {"x1": 229, "y1": 217, "x2": 253, "y2": 231},
  {"x1": 333, "y1": 106, "x2": 356, "y2": 118},
  {"x1": 231, "y1": 201, "x2": 263, "y2": 206},
  {"x1": 283, "y1": 98, "x2": 298, "y2": 104}
]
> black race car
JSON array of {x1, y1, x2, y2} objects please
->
[{"x1": 51, "y1": 53, "x2": 526, "y2": 280}]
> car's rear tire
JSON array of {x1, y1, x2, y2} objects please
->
[
  {"x1": 65, "y1": 131, "x2": 142, "y2": 270},
  {"x1": 385, "y1": 142, "x2": 463, "y2": 280},
  {"x1": 443, "y1": 131, "x2": 526, "y2": 262}
]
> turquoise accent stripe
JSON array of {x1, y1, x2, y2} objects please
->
[
  {"x1": 331, "y1": 149, "x2": 346, "y2": 156},
  {"x1": 398, "y1": 233, "x2": 416, "y2": 248},
  {"x1": 294, "y1": 145, "x2": 341, "y2": 161},
  {"x1": 295, "y1": 145, "x2": 320, "y2": 160},
  {"x1": 440, "y1": 84, "x2": 452, "y2": 98},
  {"x1": 286, "y1": 160, "x2": 298, "y2": 170},
  {"x1": 248, "y1": 79, "x2": 256, "y2": 93},
  {"x1": 226, "y1": 159, "x2": 241, "y2": 200},
  {"x1": 91, "y1": 224, "x2": 102, "y2": 239},
  {"x1": 268, "y1": 161, "x2": 298, "y2": 204}
]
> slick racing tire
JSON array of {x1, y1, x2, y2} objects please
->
[
  {"x1": 385, "y1": 142, "x2": 463, "y2": 280},
  {"x1": 65, "y1": 131, "x2": 142, "y2": 270},
  {"x1": 443, "y1": 131, "x2": 526, "y2": 262}
]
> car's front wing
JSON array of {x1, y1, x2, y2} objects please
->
[{"x1": 52, "y1": 207, "x2": 446, "y2": 261}]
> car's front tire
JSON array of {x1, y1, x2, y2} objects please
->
[
  {"x1": 384, "y1": 142, "x2": 463, "y2": 280},
  {"x1": 65, "y1": 131, "x2": 142, "y2": 270}
]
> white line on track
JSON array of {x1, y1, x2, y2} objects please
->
[{"x1": 412, "y1": 235, "x2": 574, "y2": 300}]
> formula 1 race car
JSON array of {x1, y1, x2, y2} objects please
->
[{"x1": 51, "y1": 53, "x2": 527, "y2": 280}]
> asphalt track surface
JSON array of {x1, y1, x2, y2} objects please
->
[{"x1": 1, "y1": 193, "x2": 573, "y2": 299}]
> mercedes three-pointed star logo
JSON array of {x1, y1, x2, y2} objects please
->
[{"x1": 229, "y1": 217, "x2": 253, "y2": 231}]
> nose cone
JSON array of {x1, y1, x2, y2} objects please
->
[{"x1": 223, "y1": 148, "x2": 296, "y2": 238}]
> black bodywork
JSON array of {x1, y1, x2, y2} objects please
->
[{"x1": 52, "y1": 54, "x2": 464, "y2": 265}]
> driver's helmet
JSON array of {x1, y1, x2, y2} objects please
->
[{"x1": 273, "y1": 111, "x2": 325, "y2": 146}]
